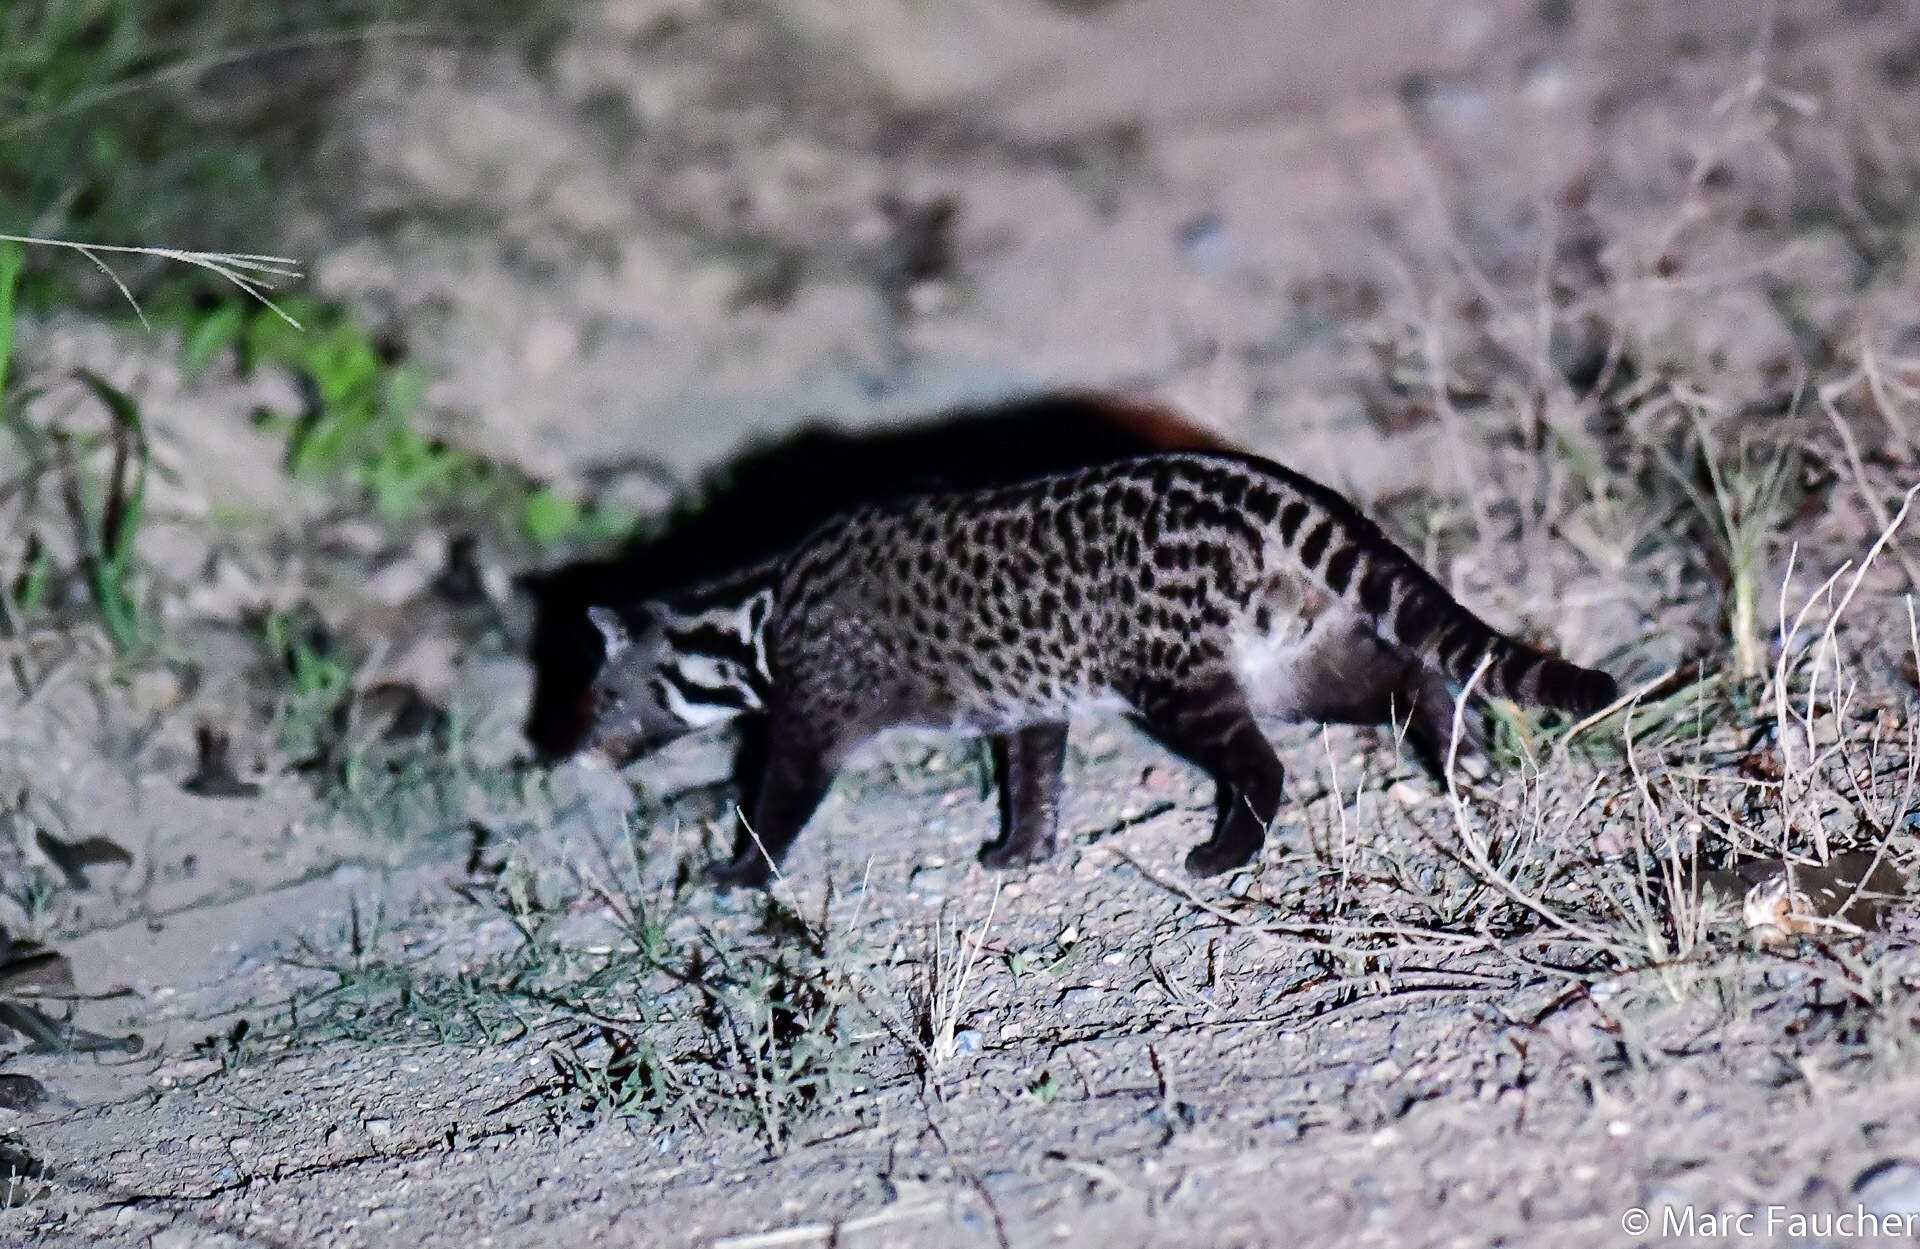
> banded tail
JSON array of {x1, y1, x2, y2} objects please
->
[{"x1": 1257, "y1": 463, "x2": 1618, "y2": 716}]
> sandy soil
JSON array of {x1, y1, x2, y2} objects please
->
[{"x1": 7, "y1": 1, "x2": 1920, "y2": 1245}]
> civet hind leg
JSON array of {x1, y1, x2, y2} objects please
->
[
  {"x1": 1132, "y1": 665, "x2": 1286, "y2": 877},
  {"x1": 1290, "y1": 619, "x2": 1481, "y2": 779}
]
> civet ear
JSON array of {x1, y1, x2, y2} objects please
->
[{"x1": 587, "y1": 606, "x2": 633, "y2": 661}]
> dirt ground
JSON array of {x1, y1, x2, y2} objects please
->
[{"x1": 8, "y1": 1, "x2": 1920, "y2": 1245}]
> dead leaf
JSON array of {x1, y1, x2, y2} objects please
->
[{"x1": 33, "y1": 831, "x2": 132, "y2": 891}]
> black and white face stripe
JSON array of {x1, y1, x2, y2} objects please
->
[
  {"x1": 650, "y1": 666, "x2": 756, "y2": 729},
  {"x1": 650, "y1": 585, "x2": 775, "y2": 729}
]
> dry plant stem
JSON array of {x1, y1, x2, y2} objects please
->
[
  {"x1": 1771, "y1": 547, "x2": 1852, "y2": 862},
  {"x1": 1398, "y1": 134, "x2": 1522, "y2": 360},
  {"x1": 1860, "y1": 339, "x2": 1919, "y2": 448},
  {"x1": 732, "y1": 810, "x2": 784, "y2": 885},
  {"x1": 0, "y1": 234, "x2": 303, "y2": 329},
  {"x1": 1109, "y1": 845, "x2": 1489, "y2": 963},
  {"x1": 929, "y1": 882, "x2": 1000, "y2": 1067},
  {"x1": 1618, "y1": 703, "x2": 1709, "y2": 999},
  {"x1": 1421, "y1": 299, "x2": 1492, "y2": 542},
  {"x1": 0, "y1": 589, "x2": 35, "y2": 696},
  {"x1": 709, "y1": 1201, "x2": 951, "y2": 1249},
  {"x1": 1320, "y1": 726, "x2": 1355, "y2": 916},
  {"x1": 1442, "y1": 654, "x2": 1624, "y2": 954},
  {"x1": 1769, "y1": 484, "x2": 1920, "y2": 863},
  {"x1": 1802, "y1": 485, "x2": 1919, "y2": 754},
  {"x1": 1820, "y1": 392, "x2": 1920, "y2": 590}
]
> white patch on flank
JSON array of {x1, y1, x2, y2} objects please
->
[{"x1": 1229, "y1": 622, "x2": 1311, "y2": 721}]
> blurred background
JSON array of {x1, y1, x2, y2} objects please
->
[{"x1": 12, "y1": 0, "x2": 1916, "y2": 500}]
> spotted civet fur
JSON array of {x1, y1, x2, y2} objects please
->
[{"x1": 581, "y1": 450, "x2": 1617, "y2": 888}]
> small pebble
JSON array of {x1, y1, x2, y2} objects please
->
[
  {"x1": 1388, "y1": 781, "x2": 1424, "y2": 808},
  {"x1": 1264, "y1": 1113, "x2": 1302, "y2": 1140},
  {"x1": 1854, "y1": 1158, "x2": 1920, "y2": 1216},
  {"x1": 1642, "y1": 1183, "x2": 1689, "y2": 1213},
  {"x1": 0, "y1": 1075, "x2": 46, "y2": 1111}
]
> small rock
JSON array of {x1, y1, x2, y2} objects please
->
[
  {"x1": 153, "y1": 1056, "x2": 221, "y2": 1083},
  {"x1": 0, "y1": 941, "x2": 74, "y2": 996},
  {"x1": 1263, "y1": 1113, "x2": 1302, "y2": 1140},
  {"x1": 904, "y1": 282, "x2": 952, "y2": 317},
  {"x1": 1400, "y1": 74, "x2": 1491, "y2": 135},
  {"x1": 876, "y1": 192, "x2": 960, "y2": 315},
  {"x1": 1176, "y1": 213, "x2": 1238, "y2": 276},
  {"x1": 363, "y1": 533, "x2": 441, "y2": 606},
  {"x1": 0, "y1": 1074, "x2": 45, "y2": 1111},
  {"x1": 365, "y1": 1117, "x2": 393, "y2": 1140},
  {"x1": 950, "y1": 1029, "x2": 981, "y2": 1054},
  {"x1": 1521, "y1": 52, "x2": 1571, "y2": 107},
  {"x1": 357, "y1": 682, "x2": 447, "y2": 743},
  {"x1": 521, "y1": 316, "x2": 580, "y2": 377},
  {"x1": 183, "y1": 551, "x2": 263, "y2": 619},
  {"x1": 1854, "y1": 1158, "x2": 1920, "y2": 1216},
  {"x1": 1643, "y1": 1183, "x2": 1689, "y2": 1213},
  {"x1": 129, "y1": 666, "x2": 186, "y2": 716}
]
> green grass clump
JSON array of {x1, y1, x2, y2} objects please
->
[
  {"x1": 0, "y1": 245, "x2": 156, "y2": 653},
  {"x1": 0, "y1": 243, "x2": 21, "y2": 408},
  {"x1": 63, "y1": 368, "x2": 151, "y2": 652},
  {"x1": 236, "y1": 296, "x2": 465, "y2": 519},
  {"x1": 176, "y1": 295, "x2": 634, "y2": 544},
  {"x1": 263, "y1": 608, "x2": 353, "y2": 762},
  {"x1": 285, "y1": 839, "x2": 877, "y2": 1155}
]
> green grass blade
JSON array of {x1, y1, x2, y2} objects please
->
[
  {"x1": 69, "y1": 369, "x2": 151, "y2": 652},
  {"x1": 73, "y1": 368, "x2": 146, "y2": 443},
  {"x1": 0, "y1": 240, "x2": 22, "y2": 419}
]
